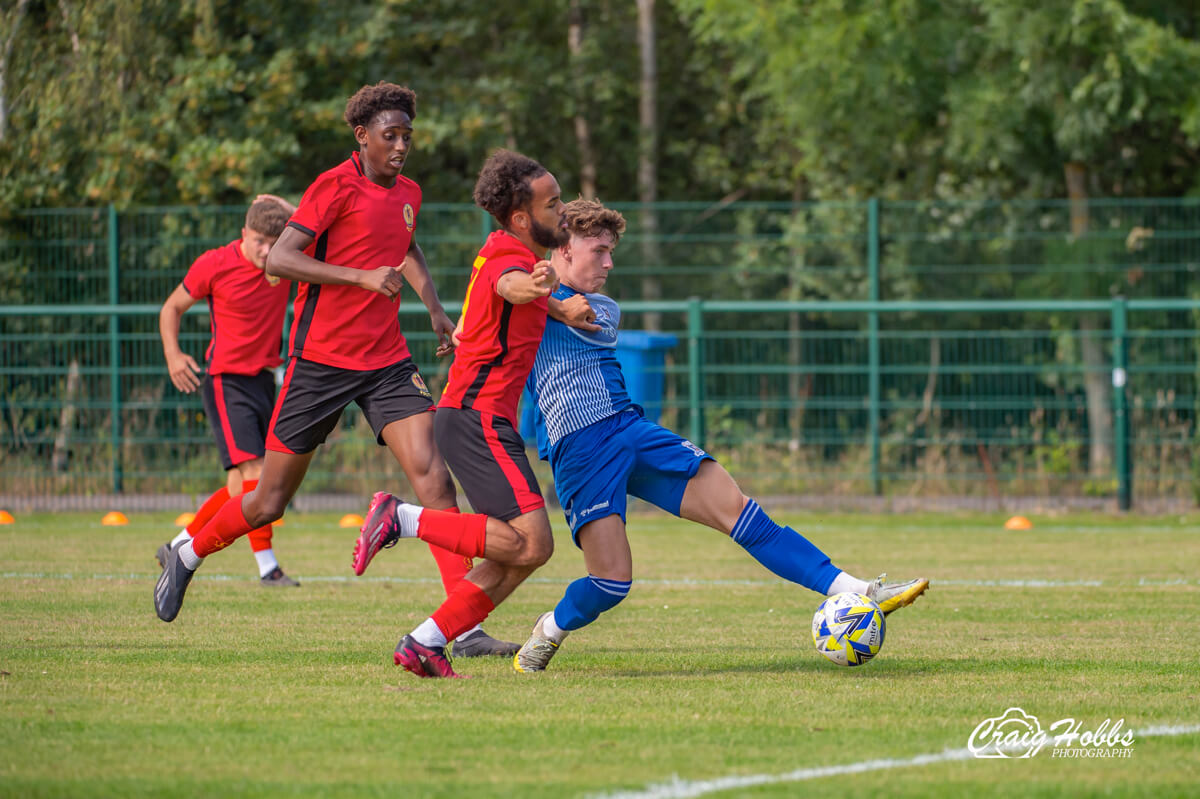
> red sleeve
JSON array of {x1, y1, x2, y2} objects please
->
[
  {"x1": 482, "y1": 253, "x2": 533, "y2": 294},
  {"x1": 288, "y1": 172, "x2": 347, "y2": 239},
  {"x1": 182, "y1": 248, "x2": 219, "y2": 299}
]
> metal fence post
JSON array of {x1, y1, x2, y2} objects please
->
[
  {"x1": 479, "y1": 208, "x2": 492, "y2": 243},
  {"x1": 108, "y1": 205, "x2": 123, "y2": 493},
  {"x1": 1112, "y1": 296, "x2": 1130, "y2": 510},
  {"x1": 867, "y1": 198, "x2": 882, "y2": 495},
  {"x1": 687, "y1": 297, "x2": 705, "y2": 450}
]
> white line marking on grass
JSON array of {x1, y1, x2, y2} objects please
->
[
  {"x1": 587, "y1": 723, "x2": 1200, "y2": 799},
  {"x1": 2, "y1": 573, "x2": 1199, "y2": 588}
]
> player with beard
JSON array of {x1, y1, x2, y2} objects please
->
[
  {"x1": 352, "y1": 149, "x2": 590, "y2": 678},
  {"x1": 154, "y1": 84, "x2": 522, "y2": 657}
]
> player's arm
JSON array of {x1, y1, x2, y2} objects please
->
[
  {"x1": 548, "y1": 293, "x2": 601, "y2": 332},
  {"x1": 266, "y1": 226, "x2": 405, "y2": 298},
  {"x1": 253, "y1": 193, "x2": 297, "y2": 216},
  {"x1": 401, "y1": 239, "x2": 455, "y2": 357},
  {"x1": 496, "y1": 260, "x2": 559, "y2": 305},
  {"x1": 159, "y1": 284, "x2": 203, "y2": 393}
]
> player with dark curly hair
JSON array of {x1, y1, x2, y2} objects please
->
[
  {"x1": 154, "y1": 83, "x2": 520, "y2": 657},
  {"x1": 352, "y1": 149, "x2": 598, "y2": 678}
]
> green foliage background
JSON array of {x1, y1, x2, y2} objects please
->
[{"x1": 3, "y1": 0, "x2": 1200, "y2": 210}]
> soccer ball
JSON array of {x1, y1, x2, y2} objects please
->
[{"x1": 811, "y1": 591, "x2": 886, "y2": 667}]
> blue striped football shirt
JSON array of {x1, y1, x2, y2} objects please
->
[{"x1": 527, "y1": 285, "x2": 631, "y2": 459}]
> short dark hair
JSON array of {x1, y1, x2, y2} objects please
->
[
  {"x1": 473, "y1": 149, "x2": 547, "y2": 228},
  {"x1": 564, "y1": 199, "x2": 626, "y2": 244},
  {"x1": 344, "y1": 82, "x2": 417, "y2": 129},
  {"x1": 244, "y1": 198, "x2": 290, "y2": 238}
]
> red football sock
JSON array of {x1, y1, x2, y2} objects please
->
[
  {"x1": 185, "y1": 486, "x2": 231, "y2": 536},
  {"x1": 430, "y1": 580, "x2": 495, "y2": 641},
  {"x1": 246, "y1": 525, "x2": 273, "y2": 553},
  {"x1": 426, "y1": 507, "x2": 473, "y2": 595},
  {"x1": 416, "y1": 508, "x2": 488, "y2": 559},
  {"x1": 234, "y1": 481, "x2": 274, "y2": 552},
  {"x1": 191, "y1": 495, "x2": 253, "y2": 557}
]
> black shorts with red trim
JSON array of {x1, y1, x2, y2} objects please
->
[
  {"x1": 267, "y1": 357, "x2": 434, "y2": 455},
  {"x1": 433, "y1": 406, "x2": 544, "y2": 521},
  {"x1": 201, "y1": 370, "x2": 275, "y2": 470}
]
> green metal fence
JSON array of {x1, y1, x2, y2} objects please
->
[
  {"x1": 3, "y1": 199, "x2": 1198, "y2": 508},
  {"x1": 3, "y1": 199, "x2": 1199, "y2": 307},
  {"x1": 2, "y1": 300, "x2": 1196, "y2": 509}
]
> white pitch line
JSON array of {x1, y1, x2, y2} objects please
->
[
  {"x1": 587, "y1": 723, "x2": 1200, "y2": 799},
  {"x1": 1, "y1": 572, "x2": 1198, "y2": 588}
]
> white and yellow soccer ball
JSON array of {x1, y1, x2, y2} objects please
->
[{"x1": 811, "y1": 591, "x2": 886, "y2": 667}]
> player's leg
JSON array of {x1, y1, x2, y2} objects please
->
[
  {"x1": 157, "y1": 372, "x2": 244, "y2": 567},
  {"x1": 377, "y1": 406, "x2": 520, "y2": 657},
  {"x1": 236, "y1": 458, "x2": 298, "y2": 587},
  {"x1": 154, "y1": 359, "x2": 345, "y2": 622},
  {"x1": 514, "y1": 411, "x2": 641, "y2": 672},
  {"x1": 514, "y1": 515, "x2": 634, "y2": 673},
  {"x1": 677, "y1": 459, "x2": 928, "y2": 614},
  {"x1": 383, "y1": 408, "x2": 553, "y2": 677}
]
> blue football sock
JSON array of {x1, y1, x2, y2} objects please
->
[
  {"x1": 552, "y1": 575, "x2": 632, "y2": 631},
  {"x1": 730, "y1": 500, "x2": 840, "y2": 594}
]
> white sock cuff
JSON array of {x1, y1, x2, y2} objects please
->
[
  {"x1": 171, "y1": 529, "x2": 192, "y2": 548},
  {"x1": 542, "y1": 612, "x2": 567, "y2": 642},
  {"x1": 178, "y1": 540, "x2": 203, "y2": 570},
  {"x1": 397, "y1": 503, "x2": 422, "y2": 537},
  {"x1": 411, "y1": 617, "x2": 448, "y2": 648},
  {"x1": 826, "y1": 571, "x2": 870, "y2": 597},
  {"x1": 254, "y1": 548, "x2": 279, "y2": 577}
]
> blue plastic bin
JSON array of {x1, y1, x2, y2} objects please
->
[{"x1": 519, "y1": 329, "x2": 678, "y2": 441}]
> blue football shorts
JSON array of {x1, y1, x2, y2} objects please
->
[{"x1": 549, "y1": 407, "x2": 714, "y2": 544}]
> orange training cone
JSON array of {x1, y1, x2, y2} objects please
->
[
  {"x1": 101, "y1": 511, "x2": 129, "y2": 526},
  {"x1": 339, "y1": 513, "x2": 365, "y2": 528},
  {"x1": 0, "y1": 510, "x2": 14, "y2": 524},
  {"x1": 174, "y1": 512, "x2": 196, "y2": 527},
  {"x1": 1004, "y1": 515, "x2": 1033, "y2": 531}
]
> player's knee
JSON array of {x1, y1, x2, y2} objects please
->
[
  {"x1": 523, "y1": 531, "x2": 554, "y2": 568},
  {"x1": 242, "y1": 489, "x2": 287, "y2": 527}
]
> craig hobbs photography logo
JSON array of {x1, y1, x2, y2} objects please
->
[{"x1": 968, "y1": 707, "x2": 1135, "y2": 759}]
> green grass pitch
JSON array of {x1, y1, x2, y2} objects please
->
[{"x1": 1, "y1": 510, "x2": 1197, "y2": 797}]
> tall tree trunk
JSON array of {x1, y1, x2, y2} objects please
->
[
  {"x1": 0, "y1": 0, "x2": 31, "y2": 142},
  {"x1": 1066, "y1": 161, "x2": 1114, "y2": 479},
  {"x1": 568, "y1": 0, "x2": 596, "y2": 199},
  {"x1": 636, "y1": 0, "x2": 661, "y2": 330},
  {"x1": 787, "y1": 178, "x2": 809, "y2": 446}
]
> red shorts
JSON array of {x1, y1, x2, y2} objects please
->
[
  {"x1": 201, "y1": 371, "x2": 275, "y2": 470},
  {"x1": 433, "y1": 406, "x2": 544, "y2": 521},
  {"x1": 267, "y1": 357, "x2": 434, "y2": 455}
]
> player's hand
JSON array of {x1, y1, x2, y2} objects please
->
[
  {"x1": 530, "y1": 260, "x2": 559, "y2": 296},
  {"x1": 253, "y1": 193, "x2": 297, "y2": 216},
  {"x1": 166, "y1": 353, "x2": 203, "y2": 393},
  {"x1": 362, "y1": 265, "x2": 405, "y2": 298},
  {"x1": 451, "y1": 319, "x2": 464, "y2": 348},
  {"x1": 431, "y1": 308, "x2": 456, "y2": 358},
  {"x1": 558, "y1": 293, "x2": 600, "y2": 332}
]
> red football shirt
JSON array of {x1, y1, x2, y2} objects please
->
[
  {"x1": 439, "y1": 231, "x2": 549, "y2": 423},
  {"x1": 286, "y1": 152, "x2": 421, "y2": 370},
  {"x1": 182, "y1": 239, "x2": 290, "y2": 376}
]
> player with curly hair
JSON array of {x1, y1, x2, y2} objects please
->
[
  {"x1": 154, "y1": 83, "x2": 520, "y2": 657},
  {"x1": 512, "y1": 199, "x2": 930, "y2": 672},
  {"x1": 352, "y1": 149, "x2": 598, "y2": 678}
]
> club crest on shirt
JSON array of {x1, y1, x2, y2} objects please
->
[
  {"x1": 264, "y1": 273, "x2": 281, "y2": 287},
  {"x1": 403, "y1": 203, "x2": 415, "y2": 232},
  {"x1": 411, "y1": 372, "x2": 432, "y2": 399}
]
